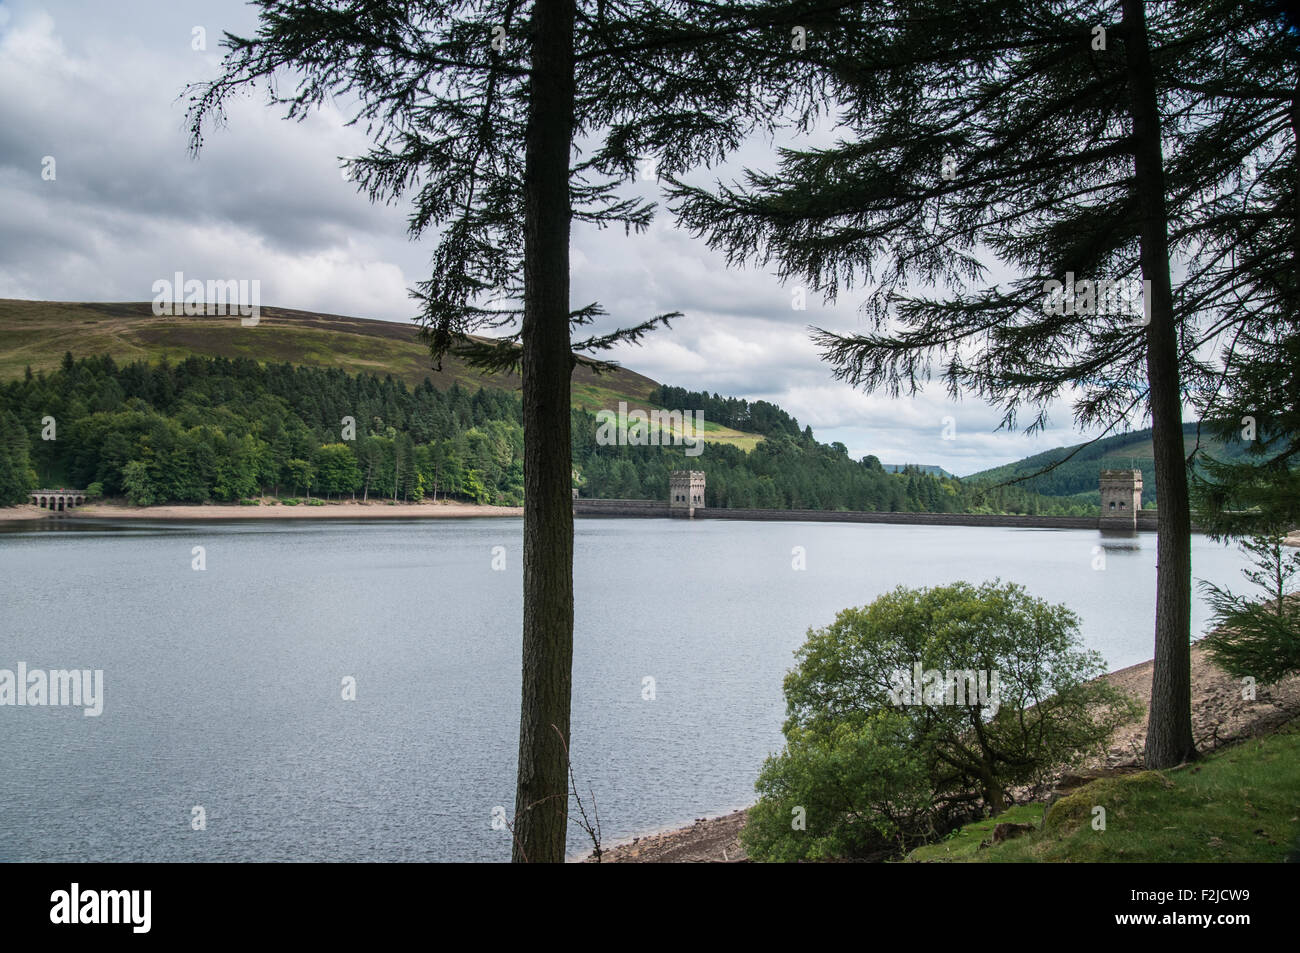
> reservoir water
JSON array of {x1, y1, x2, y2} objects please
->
[{"x1": 0, "y1": 517, "x2": 1250, "y2": 861}]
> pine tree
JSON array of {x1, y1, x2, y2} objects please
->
[
  {"x1": 1200, "y1": 533, "x2": 1300, "y2": 685},
  {"x1": 187, "y1": 0, "x2": 832, "y2": 860},
  {"x1": 0, "y1": 411, "x2": 38, "y2": 504},
  {"x1": 669, "y1": 0, "x2": 1298, "y2": 769},
  {"x1": 1180, "y1": 0, "x2": 1299, "y2": 538}
]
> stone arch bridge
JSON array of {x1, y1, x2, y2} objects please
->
[{"x1": 31, "y1": 489, "x2": 87, "y2": 511}]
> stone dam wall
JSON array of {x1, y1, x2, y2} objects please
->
[
  {"x1": 573, "y1": 499, "x2": 673, "y2": 519},
  {"x1": 574, "y1": 499, "x2": 1173, "y2": 531}
]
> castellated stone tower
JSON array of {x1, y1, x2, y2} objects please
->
[
  {"x1": 670, "y1": 470, "x2": 706, "y2": 518},
  {"x1": 1099, "y1": 469, "x2": 1143, "y2": 530}
]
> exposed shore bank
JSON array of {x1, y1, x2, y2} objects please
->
[
  {"x1": 575, "y1": 497, "x2": 1170, "y2": 532},
  {"x1": 0, "y1": 499, "x2": 522, "y2": 521},
  {"x1": 11, "y1": 500, "x2": 1295, "y2": 542},
  {"x1": 591, "y1": 643, "x2": 1300, "y2": 862}
]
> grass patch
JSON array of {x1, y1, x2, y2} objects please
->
[
  {"x1": 905, "y1": 723, "x2": 1300, "y2": 863},
  {"x1": 906, "y1": 803, "x2": 1046, "y2": 862}
]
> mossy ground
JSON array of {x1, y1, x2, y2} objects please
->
[{"x1": 906, "y1": 722, "x2": 1300, "y2": 862}]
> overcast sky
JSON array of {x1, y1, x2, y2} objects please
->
[{"x1": 0, "y1": 0, "x2": 1125, "y2": 475}]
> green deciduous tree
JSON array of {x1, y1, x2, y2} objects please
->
[
  {"x1": 743, "y1": 581, "x2": 1138, "y2": 861},
  {"x1": 285, "y1": 457, "x2": 314, "y2": 498},
  {"x1": 121, "y1": 459, "x2": 156, "y2": 507},
  {"x1": 314, "y1": 442, "x2": 363, "y2": 499}
]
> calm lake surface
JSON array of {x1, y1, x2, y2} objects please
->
[{"x1": 0, "y1": 516, "x2": 1250, "y2": 862}]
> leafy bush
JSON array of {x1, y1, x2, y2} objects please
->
[
  {"x1": 747, "y1": 712, "x2": 933, "y2": 861},
  {"x1": 742, "y1": 580, "x2": 1138, "y2": 861},
  {"x1": 85, "y1": 482, "x2": 104, "y2": 499},
  {"x1": 280, "y1": 498, "x2": 299, "y2": 506}
]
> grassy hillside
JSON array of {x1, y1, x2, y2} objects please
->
[
  {"x1": 962, "y1": 423, "x2": 1257, "y2": 504},
  {"x1": 0, "y1": 298, "x2": 761, "y2": 450}
]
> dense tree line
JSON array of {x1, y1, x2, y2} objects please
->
[
  {"x1": 0, "y1": 353, "x2": 1088, "y2": 516},
  {"x1": 573, "y1": 423, "x2": 1089, "y2": 515},
  {"x1": 0, "y1": 353, "x2": 525, "y2": 506}
]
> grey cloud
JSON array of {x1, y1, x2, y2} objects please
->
[{"x1": 0, "y1": 0, "x2": 1113, "y2": 475}]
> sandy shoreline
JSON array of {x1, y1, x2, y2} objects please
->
[
  {"x1": 0, "y1": 499, "x2": 522, "y2": 521},
  {"x1": 6, "y1": 503, "x2": 1297, "y2": 541}
]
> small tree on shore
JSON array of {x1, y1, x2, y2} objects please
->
[
  {"x1": 743, "y1": 581, "x2": 1139, "y2": 861},
  {"x1": 1200, "y1": 534, "x2": 1300, "y2": 685}
]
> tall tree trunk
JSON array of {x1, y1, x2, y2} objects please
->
[
  {"x1": 1123, "y1": 0, "x2": 1196, "y2": 768},
  {"x1": 1290, "y1": 79, "x2": 1299, "y2": 305},
  {"x1": 512, "y1": 0, "x2": 576, "y2": 863}
]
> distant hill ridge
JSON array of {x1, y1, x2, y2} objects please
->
[
  {"x1": 0, "y1": 297, "x2": 654, "y2": 404},
  {"x1": 5, "y1": 300, "x2": 1259, "y2": 488},
  {"x1": 0, "y1": 298, "x2": 764, "y2": 449},
  {"x1": 962, "y1": 423, "x2": 1257, "y2": 503}
]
